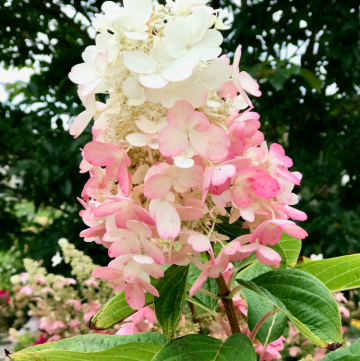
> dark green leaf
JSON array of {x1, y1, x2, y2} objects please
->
[
  {"x1": 237, "y1": 268, "x2": 343, "y2": 347},
  {"x1": 238, "y1": 262, "x2": 287, "y2": 344},
  {"x1": 153, "y1": 333, "x2": 256, "y2": 361},
  {"x1": 154, "y1": 265, "x2": 189, "y2": 340}
]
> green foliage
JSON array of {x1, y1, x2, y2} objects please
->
[
  {"x1": 237, "y1": 268, "x2": 343, "y2": 348},
  {"x1": 214, "y1": 215, "x2": 249, "y2": 240},
  {"x1": 91, "y1": 291, "x2": 155, "y2": 330},
  {"x1": 270, "y1": 234, "x2": 302, "y2": 268},
  {"x1": 153, "y1": 333, "x2": 256, "y2": 361},
  {"x1": 238, "y1": 262, "x2": 288, "y2": 345},
  {"x1": 154, "y1": 265, "x2": 189, "y2": 340},
  {"x1": 297, "y1": 254, "x2": 360, "y2": 292},
  {"x1": 9, "y1": 333, "x2": 256, "y2": 361}
]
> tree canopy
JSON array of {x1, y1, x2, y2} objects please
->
[{"x1": 1, "y1": 0, "x2": 359, "y2": 275}]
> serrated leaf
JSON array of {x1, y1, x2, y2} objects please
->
[
  {"x1": 188, "y1": 262, "x2": 219, "y2": 310},
  {"x1": 8, "y1": 333, "x2": 168, "y2": 361},
  {"x1": 297, "y1": 254, "x2": 360, "y2": 292},
  {"x1": 270, "y1": 234, "x2": 302, "y2": 268},
  {"x1": 238, "y1": 262, "x2": 287, "y2": 344},
  {"x1": 237, "y1": 268, "x2": 343, "y2": 348},
  {"x1": 322, "y1": 337, "x2": 360, "y2": 360},
  {"x1": 214, "y1": 215, "x2": 248, "y2": 240},
  {"x1": 153, "y1": 333, "x2": 256, "y2": 361},
  {"x1": 91, "y1": 291, "x2": 154, "y2": 329},
  {"x1": 154, "y1": 264, "x2": 189, "y2": 340}
]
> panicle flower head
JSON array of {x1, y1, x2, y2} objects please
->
[{"x1": 69, "y1": 0, "x2": 308, "y2": 310}]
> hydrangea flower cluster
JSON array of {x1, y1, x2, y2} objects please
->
[{"x1": 70, "y1": 0, "x2": 308, "y2": 311}]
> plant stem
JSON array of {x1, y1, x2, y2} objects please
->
[
  {"x1": 250, "y1": 309, "x2": 280, "y2": 342},
  {"x1": 216, "y1": 273, "x2": 241, "y2": 334}
]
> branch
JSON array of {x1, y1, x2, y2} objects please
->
[{"x1": 216, "y1": 273, "x2": 241, "y2": 334}]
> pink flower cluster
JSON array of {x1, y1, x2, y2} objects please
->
[{"x1": 74, "y1": 44, "x2": 307, "y2": 310}]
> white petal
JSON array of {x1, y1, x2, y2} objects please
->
[
  {"x1": 126, "y1": 133, "x2": 151, "y2": 146},
  {"x1": 122, "y1": 77, "x2": 144, "y2": 100},
  {"x1": 162, "y1": 52, "x2": 196, "y2": 82},
  {"x1": 123, "y1": 52, "x2": 156, "y2": 74},
  {"x1": 164, "y1": 17, "x2": 192, "y2": 58},
  {"x1": 193, "y1": 29, "x2": 223, "y2": 61},
  {"x1": 173, "y1": 156, "x2": 195, "y2": 169},
  {"x1": 139, "y1": 73, "x2": 169, "y2": 89},
  {"x1": 188, "y1": 9, "x2": 210, "y2": 43}
]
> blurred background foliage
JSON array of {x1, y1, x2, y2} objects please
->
[{"x1": 0, "y1": 0, "x2": 359, "y2": 282}]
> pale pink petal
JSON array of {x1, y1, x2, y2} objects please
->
[
  {"x1": 91, "y1": 267, "x2": 123, "y2": 280},
  {"x1": 166, "y1": 100, "x2": 194, "y2": 126},
  {"x1": 144, "y1": 174, "x2": 173, "y2": 199},
  {"x1": 277, "y1": 166, "x2": 301, "y2": 185},
  {"x1": 140, "y1": 237, "x2": 165, "y2": 265},
  {"x1": 270, "y1": 143, "x2": 293, "y2": 167},
  {"x1": 212, "y1": 165, "x2": 236, "y2": 186},
  {"x1": 281, "y1": 223, "x2": 308, "y2": 239},
  {"x1": 188, "y1": 233, "x2": 211, "y2": 252},
  {"x1": 125, "y1": 282, "x2": 145, "y2": 310},
  {"x1": 142, "y1": 263, "x2": 164, "y2": 278},
  {"x1": 176, "y1": 206, "x2": 203, "y2": 221},
  {"x1": 126, "y1": 220, "x2": 152, "y2": 238},
  {"x1": 238, "y1": 71, "x2": 262, "y2": 97},
  {"x1": 108, "y1": 238, "x2": 141, "y2": 258},
  {"x1": 189, "y1": 269, "x2": 210, "y2": 297},
  {"x1": 70, "y1": 111, "x2": 93, "y2": 138},
  {"x1": 251, "y1": 220, "x2": 283, "y2": 246},
  {"x1": 218, "y1": 81, "x2": 238, "y2": 99},
  {"x1": 123, "y1": 260, "x2": 142, "y2": 282},
  {"x1": 158, "y1": 125, "x2": 188, "y2": 157},
  {"x1": 83, "y1": 142, "x2": 122, "y2": 166},
  {"x1": 155, "y1": 200, "x2": 181, "y2": 239},
  {"x1": 189, "y1": 125, "x2": 230, "y2": 161},
  {"x1": 137, "y1": 278, "x2": 159, "y2": 297},
  {"x1": 285, "y1": 205, "x2": 307, "y2": 221},
  {"x1": 255, "y1": 245, "x2": 281, "y2": 268},
  {"x1": 94, "y1": 201, "x2": 125, "y2": 217},
  {"x1": 177, "y1": 165, "x2": 204, "y2": 187}
]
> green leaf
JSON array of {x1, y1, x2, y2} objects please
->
[
  {"x1": 214, "y1": 215, "x2": 249, "y2": 240},
  {"x1": 8, "y1": 333, "x2": 168, "y2": 361},
  {"x1": 322, "y1": 337, "x2": 360, "y2": 360},
  {"x1": 154, "y1": 264, "x2": 189, "y2": 340},
  {"x1": 153, "y1": 333, "x2": 256, "y2": 361},
  {"x1": 188, "y1": 262, "x2": 219, "y2": 310},
  {"x1": 270, "y1": 234, "x2": 302, "y2": 268},
  {"x1": 238, "y1": 262, "x2": 287, "y2": 344},
  {"x1": 299, "y1": 68, "x2": 322, "y2": 92},
  {"x1": 237, "y1": 268, "x2": 343, "y2": 348},
  {"x1": 91, "y1": 291, "x2": 155, "y2": 329},
  {"x1": 297, "y1": 254, "x2": 360, "y2": 292}
]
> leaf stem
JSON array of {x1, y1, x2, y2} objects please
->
[
  {"x1": 225, "y1": 285, "x2": 244, "y2": 299},
  {"x1": 216, "y1": 273, "x2": 241, "y2": 334},
  {"x1": 250, "y1": 308, "x2": 280, "y2": 343},
  {"x1": 197, "y1": 289, "x2": 222, "y2": 300}
]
